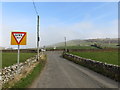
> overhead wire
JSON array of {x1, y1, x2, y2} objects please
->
[{"x1": 32, "y1": 0, "x2": 39, "y2": 15}]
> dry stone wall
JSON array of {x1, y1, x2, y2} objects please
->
[
  {"x1": 63, "y1": 53, "x2": 120, "y2": 82},
  {"x1": 0, "y1": 56, "x2": 37, "y2": 87}
]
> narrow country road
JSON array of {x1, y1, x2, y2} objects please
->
[{"x1": 30, "y1": 51, "x2": 119, "y2": 88}]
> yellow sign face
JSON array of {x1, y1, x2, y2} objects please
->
[{"x1": 11, "y1": 32, "x2": 27, "y2": 45}]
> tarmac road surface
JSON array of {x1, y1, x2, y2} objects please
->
[{"x1": 30, "y1": 51, "x2": 119, "y2": 88}]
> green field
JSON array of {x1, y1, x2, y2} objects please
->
[
  {"x1": 47, "y1": 46, "x2": 98, "y2": 50},
  {"x1": 2, "y1": 53, "x2": 36, "y2": 68},
  {"x1": 47, "y1": 45, "x2": 119, "y2": 50},
  {"x1": 70, "y1": 51, "x2": 119, "y2": 65}
]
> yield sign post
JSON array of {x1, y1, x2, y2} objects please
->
[{"x1": 11, "y1": 32, "x2": 27, "y2": 73}]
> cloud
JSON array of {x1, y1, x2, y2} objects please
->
[
  {"x1": 1, "y1": 24, "x2": 37, "y2": 48},
  {"x1": 40, "y1": 19, "x2": 118, "y2": 46},
  {"x1": 1, "y1": 19, "x2": 118, "y2": 48}
]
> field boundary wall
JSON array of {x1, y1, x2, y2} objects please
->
[{"x1": 63, "y1": 53, "x2": 120, "y2": 82}]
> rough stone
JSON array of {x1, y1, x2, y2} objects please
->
[
  {"x1": 0, "y1": 55, "x2": 38, "y2": 86},
  {"x1": 63, "y1": 53, "x2": 120, "y2": 81}
]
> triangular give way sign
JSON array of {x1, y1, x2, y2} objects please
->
[{"x1": 11, "y1": 32, "x2": 27, "y2": 45}]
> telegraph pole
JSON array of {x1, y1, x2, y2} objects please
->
[
  {"x1": 64, "y1": 37, "x2": 67, "y2": 52},
  {"x1": 32, "y1": 1, "x2": 40, "y2": 61},
  {"x1": 37, "y1": 15, "x2": 40, "y2": 61}
]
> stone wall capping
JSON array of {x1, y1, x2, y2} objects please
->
[
  {"x1": 63, "y1": 53, "x2": 120, "y2": 81},
  {"x1": 0, "y1": 55, "x2": 38, "y2": 86}
]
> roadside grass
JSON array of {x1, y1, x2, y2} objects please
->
[
  {"x1": 2, "y1": 53, "x2": 36, "y2": 68},
  {"x1": 2, "y1": 54, "x2": 47, "y2": 89},
  {"x1": 69, "y1": 51, "x2": 119, "y2": 65},
  {"x1": 11, "y1": 60, "x2": 46, "y2": 88}
]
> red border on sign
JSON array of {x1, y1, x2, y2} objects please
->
[{"x1": 12, "y1": 32, "x2": 26, "y2": 45}]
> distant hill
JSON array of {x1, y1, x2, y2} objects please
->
[
  {"x1": 48, "y1": 38, "x2": 118, "y2": 48},
  {"x1": 85, "y1": 38, "x2": 118, "y2": 44},
  {"x1": 51, "y1": 39, "x2": 87, "y2": 47}
]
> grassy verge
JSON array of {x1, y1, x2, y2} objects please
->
[
  {"x1": 12, "y1": 61, "x2": 46, "y2": 88},
  {"x1": 2, "y1": 53, "x2": 36, "y2": 68},
  {"x1": 69, "y1": 51, "x2": 119, "y2": 65},
  {"x1": 2, "y1": 54, "x2": 47, "y2": 89}
]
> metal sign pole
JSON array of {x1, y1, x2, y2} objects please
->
[{"x1": 17, "y1": 45, "x2": 20, "y2": 73}]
